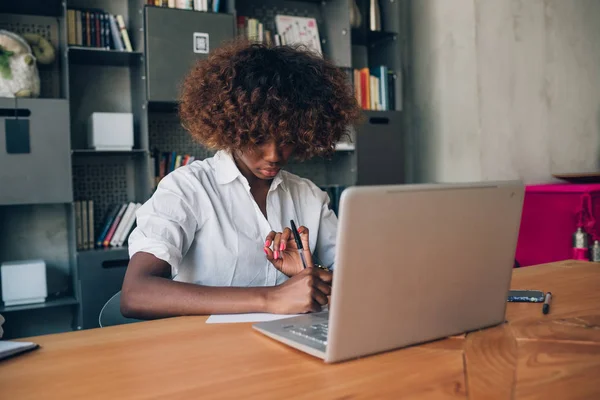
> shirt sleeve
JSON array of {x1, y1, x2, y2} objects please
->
[
  {"x1": 128, "y1": 170, "x2": 201, "y2": 277},
  {"x1": 314, "y1": 189, "x2": 338, "y2": 270}
]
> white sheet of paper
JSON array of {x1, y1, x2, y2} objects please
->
[
  {"x1": 206, "y1": 306, "x2": 328, "y2": 324},
  {"x1": 206, "y1": 312, "x2": 300, "y2": 324}
]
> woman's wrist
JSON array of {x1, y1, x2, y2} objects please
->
[{"x1": 255, "y1": 286, "x2": 274, "y2": 313}]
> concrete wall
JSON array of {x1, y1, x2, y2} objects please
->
[{"x1": 407, "y1": 0, "x2": 600, "y2": 184}]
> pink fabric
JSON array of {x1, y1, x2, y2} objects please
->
[
  {"x1": 525, "y1": 183, "x2": 600, "y2": 193},
  {"x1": 515, "y1": 183, "x2": 600, "y2": 267}
]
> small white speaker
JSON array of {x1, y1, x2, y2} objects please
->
[
  {"x1": 87, "y1": 112, "x2": 134, "y2": 151},
  {"x1": 1, "y1": 259, "x2": 47, "y2": 306}
]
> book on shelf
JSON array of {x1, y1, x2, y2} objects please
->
[
  {"x1": 151, "y1": 150, "x2": 196, "y2": 189},
  {"x1": 67, "y1": 8, "x2": 133, "y2": 52},
  {"x1": 237, "y1": 14, "x2": 322, "y2": 56},
  {"x1": 352, "y1": 66, "x2": 397, "y2": 111},
  {"x1": 148, "y1": 0, "x2": 221, "y2": 12},
  {"x1": 74, "y1": 200, "x2": 94, "y2": 251},
  {"x1": 75, "y1": 200, "x2": 141, "y2": 251},
  {"x1": 97, "y1": 202, "x2": 141, "y2": 249}
]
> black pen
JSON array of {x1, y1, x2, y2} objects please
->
[
  {"x1": 542, "y1": 292, "x2": 552, "y2": 314},
  {"x1": 290, "y1": 220, "x2": 308, "y2": 269}
]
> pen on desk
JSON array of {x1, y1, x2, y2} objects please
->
[
  {"x1": 542, "y1": 292, "x2": 552, "y2": 314},
  {"x1": 290, "y1": 219, "x2": 308, "y2": 269}
]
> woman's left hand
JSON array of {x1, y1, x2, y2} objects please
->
[{"x1": 264, "y1": 226, "x2": 314, "y2": 277}]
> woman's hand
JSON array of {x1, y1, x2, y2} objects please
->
[
  {"x1": 265, "y1": 267, "x2": 332, "y2": 314},
  {"x1": 264, "y1": 226, "x2": 313, "y2": 277}
]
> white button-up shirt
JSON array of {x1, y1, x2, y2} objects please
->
[{"x1": 128, "y1": 150, "x2": 337, "y2": 287}]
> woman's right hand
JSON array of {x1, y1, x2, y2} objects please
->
[{"x1": 265, "y1": 267, "x2": 332, "y2": 314}]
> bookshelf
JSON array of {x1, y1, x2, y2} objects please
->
[{"x1": 0, "y1": 0, "x2": 406, "y2": 338}]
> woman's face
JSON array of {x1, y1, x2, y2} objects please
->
[{"x1": 235, "y1": 141, "x2": 295, "y2": 180}]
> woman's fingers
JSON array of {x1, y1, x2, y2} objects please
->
[
  {"x1": 281, "y1": 227, "x2": 291, "y2": 251},
  {"x1": 264, "y1": 231, "x2": 277, "y2": 261},
  {"x1": 297, "y1": 225, "x2": 310, "y2": 247},
  {"x1": 315, "y1": 268, "x2": 333, "y2": 283},
  {"x1": 265, "y1": 231, "x2": 276, "y2": 249},
  {"x1": 297, "y1": 226, "x2": 314, "y2": 267},
  {"x1": 309, "y1": 269, "x2": 330, "y2": 306},
  {"x1": 273, "y1": 232, "x2": 282, "y2": 259},
  {"x1": 309, "y1": 299, "x2": 323, "y2": 313},
  {"x1": 311, "y1": 286, "x2": 329, "y2": 306},
  {"x1": 315, "y1": 279, "x2": 332, "y2": 296},
  {"x1": 298, "y1": 226, "x2": 311, "y2": 255},
  {"x1": 264, "y1": 244, "x2": 275, "y2": 261},
  {"x1": 265, "y1": 226, "x2": 308, "y2": 263}
]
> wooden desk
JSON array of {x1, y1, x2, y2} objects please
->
[{"x1": 1, "y1": 260, "x2": 599, "y2": 399}]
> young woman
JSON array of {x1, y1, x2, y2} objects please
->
[{"x1": 121, "y1": 40, "x2": 362, "y2": 320}]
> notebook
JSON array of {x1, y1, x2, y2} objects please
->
[{"x1": 0, "y1": 340, "x2": 39, "y2": 361}]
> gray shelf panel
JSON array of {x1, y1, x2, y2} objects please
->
[
  {"x1": 0, "y1": 0, "x2": 63, "y2": 17},
  {"x1": 0, "y1": 295, "x2": 78, "y2": 313},
  {"x1": 355, "y1": 110, "x2": 405, "y2": 186},
  {"x1": 144, "y1": 7, "x2": 236, "y2": 103},
  {"x1": 0, "y1": 98, "x2": 73, "y2": 205},
  {"x1": 77, "y1": 246, "x2": 130, "y2": 329},
  {"x1": 77, "y1": 247, "x2": 129, "y2": 257},
  {"x1": 69, "y1": 47, "x2": 143, "y2": 67}
]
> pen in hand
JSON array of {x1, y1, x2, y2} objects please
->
[
  {"x1": 290, "y1": 220, "x2": 308, "y2": 269},
  {"x1": 542, "y1": 292, "x2": 552, "y2": 314}
]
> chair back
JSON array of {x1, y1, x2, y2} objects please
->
[{"x1": 99, "y1": 291, "x2": 142, "y2": 327}]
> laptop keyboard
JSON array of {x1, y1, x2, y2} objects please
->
[{"x1": 287, "y1": 322, "x2": 329, "y2": 346}]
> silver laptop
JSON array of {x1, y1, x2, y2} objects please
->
[{"x1": 253, "y1": 181, "x2": 525, "y2": 363}]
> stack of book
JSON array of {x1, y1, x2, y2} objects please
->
[
  {"x1": 67, "y1": 8, "x2": 133, "y2": 51},
  {"x1": 147, "y1": 0, "x2": 221, "y2": 12},
  {"x1": 236, "y1": 15, "x2": 322, "y2": 55},
  {"x1": 75, "y1": 200, "x2": 141, "y2": 251},
  {"x1": 352, "y1": 66, "x2": 397, "y2": 111},
  {"x1": 74, "y1": 200, "x2": 94, "y2": 251},
  {"x1": 237, "y1": 16, "x2": 269, "y2": 44},
  {"x1": 151, "y1": 150, "x2": 197, "y2": 189},
  {"x1": 94, "y1": 202, "x2": 142, "y2": 250}
]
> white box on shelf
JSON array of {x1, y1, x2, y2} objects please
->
[
  {"x1": 87, "y1": 112, "x2": 134, "y2": 151},
  {"x1": 1, "y1": 259, "x2": 48, "y2": 306}
]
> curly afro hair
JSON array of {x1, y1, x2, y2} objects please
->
[{"x1": 178, "y1": 40, "x2": 363, "y2": 160}]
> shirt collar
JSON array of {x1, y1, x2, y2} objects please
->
[
  {"x1": 271, "y1": 171, "x2": 287, "y2": 192},
  {"x1": 213, "y1": 150, "x2": 287, "y2": 192},
  {"x1": 214, "y1": 150, "x2": 242, "y2": 185}
]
